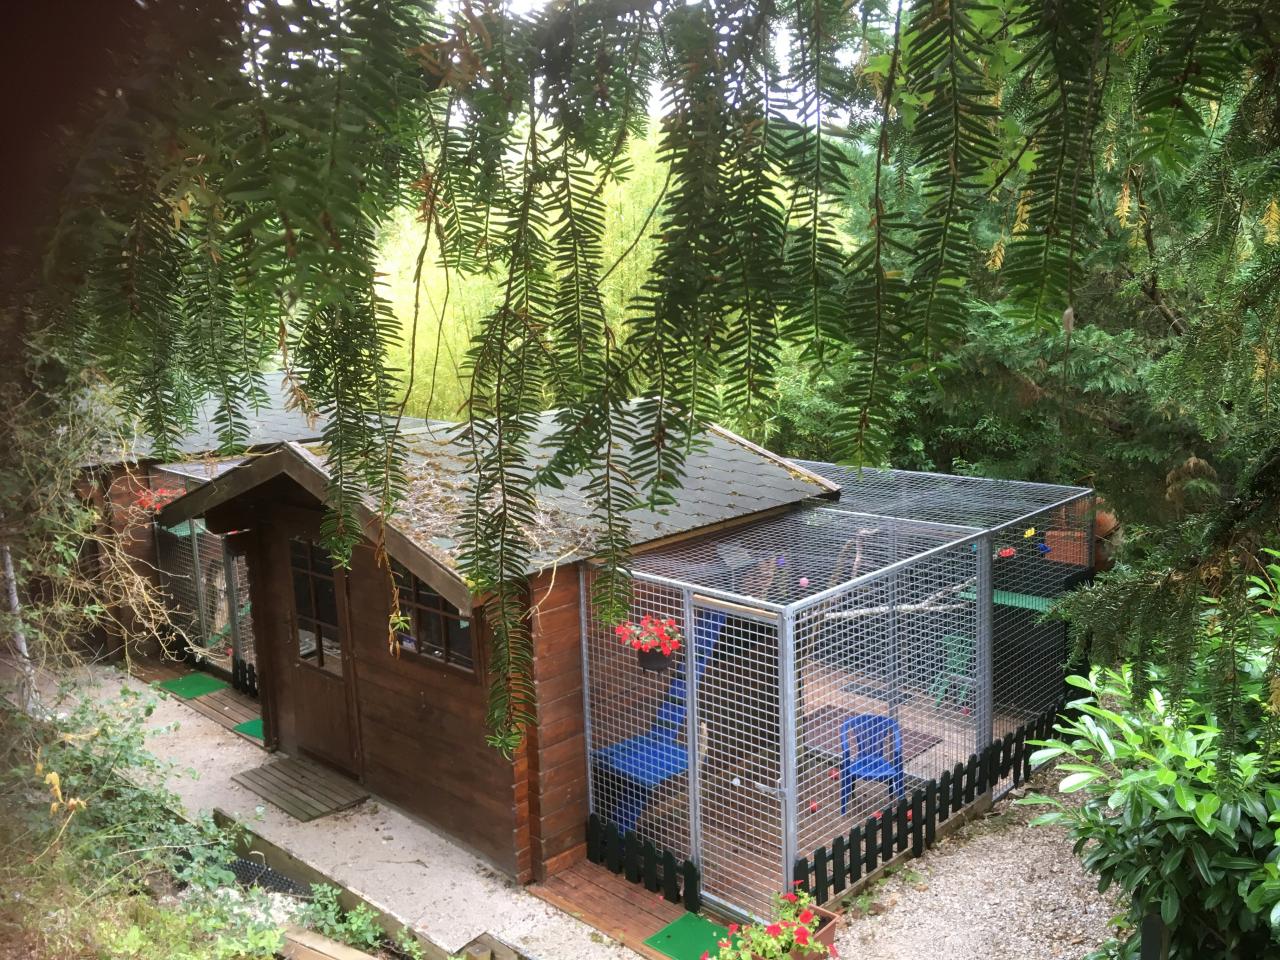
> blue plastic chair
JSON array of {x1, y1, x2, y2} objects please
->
[
  {"x1": 839, "y1": 714, "x2": 905, "y2": 814},
  {"x1": 592, "y1": 610, "x2": 725, "y2": 833}
]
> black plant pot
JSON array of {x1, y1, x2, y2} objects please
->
[{"x1": 636, "y1": 648, "x2": 673, "y2": 672}]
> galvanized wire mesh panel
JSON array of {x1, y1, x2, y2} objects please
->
[
  {"x1": 584, "y1": 572, "x2": 693, "y2": 864},
  {"x1": 798, "y1": 462, "x2": 1090, "y2": 530},
  {"x1": 693, "y1": 601, "x2": 784, "y2": 919},
  {"x1": 155, "y1": 524, "x2": 201, "y2": 643},
  {"x1": 989, "y1": 494, "x2": 1093, "y2": 796},
  {"x1": 231, "y1": 552, "x2": 256, "y2": 668},
  {"x1": 151, "y1": 467, "x2": 255, "y2": 677},
  {"x1": 194, "y1": 527, "x2": 234, "y2": 671},
  {"x1": 792, "y1": 541, "x2": 981, "y2": 858},
  {"x1": 631, "y1": 505, "x2": 979, "y2": 607}
]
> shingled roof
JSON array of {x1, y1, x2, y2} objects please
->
[
  {"x1": 386, "y1": 415, "x2": 837, "y2": 570},
  {"x1": 159, "y1": 413, "x2": 837, "y2": 609}
]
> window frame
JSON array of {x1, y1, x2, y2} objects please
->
[
  {"x1": 288, "y1": 538, "x2": 345, "y2": 678},
  {"x1": 391, "y1": 559, "x2": 476, "y2": 675}
]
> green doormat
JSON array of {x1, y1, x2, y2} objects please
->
[
  {"x1": 233, "y1": 717, "x2": 264, "y2": 741},
  {"x1": 643, "y1": 913, "x2": 730, "y2": 960},
  {"x1": 154, "y1": 672, "x2": 229, "y2": 700}
]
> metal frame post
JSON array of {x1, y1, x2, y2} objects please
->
[
  {"x1": 888, "y1": 522, "x2": 902, "y2": 720},
  {"x1": 683, "y1": 587, "x2": 703, "y2": 869},
  {"x1": 578, "y1": 564, "x2": 596, "y2": 816},
  {"x1": 223, "y1": 538, "x2": 242, "y2": 661},
  {"x1": 189, "y1": 523, "x2": 210, "y2": 647},
  {"x1": 975, "y1": 533, "x2": 994, "y2": 753},
  {"x1": 778, "y1": 605, "x2": 799, "y2": 889}
]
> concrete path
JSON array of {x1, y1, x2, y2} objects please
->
[{"x1": 17, "y1": 661, "x2": 639, "y2": 960}]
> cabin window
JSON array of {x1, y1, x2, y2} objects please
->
[
  {"x1": 391, "y1": 560, "x2": 473, "y2": 670},
  {"x1": 289, "y1": 538, "x2": 343, "y2": 677}
]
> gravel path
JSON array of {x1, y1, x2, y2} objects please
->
[{"x1": 834, "y1": 771, "x2": 1119, "y2": 960}]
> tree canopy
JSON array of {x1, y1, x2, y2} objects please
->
[{"x1": 22, "y1": 0, "x2": 1280, "y2": 750}]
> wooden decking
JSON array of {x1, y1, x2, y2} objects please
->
[
  {"x1": 130, "y1": 657, "x2": 262, "y2": 743},
  {"x1": 530, "y1": 860, "x2": 694, "y2": 960},
  {"x1": 233, "y1": 756, "x2": 369, "y2": 822}
]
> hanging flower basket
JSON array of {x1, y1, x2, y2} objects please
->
[{"x1": 615, "y1": 615, "x2": 682, "y2": 673}]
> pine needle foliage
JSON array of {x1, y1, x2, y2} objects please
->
[{"x1": 32, "y1": 0, "x2": 1280, "y2": 748}]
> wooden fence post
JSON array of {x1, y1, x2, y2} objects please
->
[
  {"x1": 923, "y1": 779, "x2": 937, "y2": 848},
  {"x1": 662, "y1": 851, "x2": 680, "y2": 903},
  {"x1": 831, "y1": 834, "x2": 847, "y2": 894}
]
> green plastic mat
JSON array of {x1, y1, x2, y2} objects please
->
[
  {"x1": 961, "y1": 589, "x2": 1053, "y2": 613},
  {"x1": 154, "y1": 672, "x2": 229, "y2": 700},
  {"x1": 643, "y1": 913, "x2": 730, "y2": 960},
  {"x1": 233, "y1": 717, "x2": 264, "y2": 741}
]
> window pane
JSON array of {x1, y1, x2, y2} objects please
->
[
  {"x1": 319, "y1": 623, "x2": 343, "y2": 677},
  {"x1": 448, "y1": 617, "x2": 472, "y2": 668},
  {"x1": 310, "y1": 543, "x2": 333, "y2": 576},
  {"x1": 289, "y1": 538, "x2": 308, "y2": 564},
  {"x1": 397, "y1": 629, "x2": 417, "y2": 654},
  {"x1": 297, "y1": 621, "x2": 319, "y2": 662},
  {"x1": 314, "y1": 574, "x2": 338, "y2": 626},
  {"x1": 417, "y1": 612, "x2": 445, "y2": 660},
  {"x1": 291, "y1": 570, "x2": 313, "y2": 619}
]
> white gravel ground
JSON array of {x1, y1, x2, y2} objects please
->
[{"x1": 834, "y1": 771, "x2": 1120, "y2": 960}]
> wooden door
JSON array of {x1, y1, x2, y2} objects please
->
[{"x1": 282, "y1": 536, "x2": 359, "y2": 776}]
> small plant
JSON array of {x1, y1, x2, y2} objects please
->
[
  {"x1": 615, "y1": 614, "x2": 683, "y2": 657},
  {"x1": 392, "y1": 927, "x2": 427, "y2": 960},
  {"x1": 299, "y1": 884, "x2": 386, "y2": 952},
  {"x1": 703, "y1": 885, "x2": 835, "y2": 959}
]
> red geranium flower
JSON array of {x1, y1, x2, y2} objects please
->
[
  {"x1": 765, "y1": 923, "x2": 783, "y2": 938},
  {"x1": 795, "y1": 927, "x2": 811, "y2": 947},
  {"x1": 781, "y1": 891, "x2": 798, "y2": 903},
  {"x1": 798, "y1": 908, "x2": 815, "y2": 925}
]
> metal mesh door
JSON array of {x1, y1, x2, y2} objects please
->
[
  {"x1": 692, "y1": 601, "x2": 785, "y2": 919},
  {"x1": 584, "y1": 574, "x2": 693, "y2": 863}
]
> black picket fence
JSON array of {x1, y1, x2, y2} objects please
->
[
  {"x1": 585, "y1": 812, "x2": 703, "y2": 913},
  {"x1": 794, "y1": 701, "x2": 1067, "y2": 905}
]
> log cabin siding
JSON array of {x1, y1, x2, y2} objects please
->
[
  {"x1": 341, "y1": 541, "x2": 518, "y2": 873},
  {"x1": 525, "y1": 567, "x2": 589, "y2": 880}
]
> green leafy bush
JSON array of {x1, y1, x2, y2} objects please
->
[
  {"x1": 1027, "y1": 665, "x2": 1280, "y2": 959},
  {"x1": 300, "y1": 883, "x2": 388, "y2": 952},
  {"x1": 0, "y1": 688, "x2": 285, "y2": 958}
]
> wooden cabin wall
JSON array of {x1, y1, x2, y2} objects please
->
[
  {"x1": 341, "y1": 541, "x2": 519, "y2": 874},
  {"x1": 522, "y1": 566, "x2": 590, "y2": 882}
]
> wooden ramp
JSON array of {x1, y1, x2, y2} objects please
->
[{"x1": 233, "y1": 757, "x2": 368, "y2": 822}]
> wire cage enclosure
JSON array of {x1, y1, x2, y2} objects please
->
[
  {"x1": 151, "y1": 465, "x2": 257, "y2": 690},
  {"x1": 582, "y1": 465, "x2": 1093, "y2": 920}
]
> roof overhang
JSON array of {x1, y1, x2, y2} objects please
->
[{"x1": 157, "y1": 442, "x2": 473, "y2": 612}]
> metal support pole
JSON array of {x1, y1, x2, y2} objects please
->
[
  {"x1": 887, "y1": 563, "x2": 901, "y2": 721},
  {"x1": 683, "y1": 587, "x2": 703, "y2": 868},
  {"x1": 975, "y1": 534, "x2": 994, "y2": 754},
  {"x1": 224, "y1": 539, "x2": 242, "y2": 662},
  {"x1": 778, "y1": 606, "x2": 799, "y2": 889},
  {"x1": 189, "y1": 524, "x2": 210, "y2": 649},
  {"x1": 578, "y1": 564, "x2": 596, "y2": 816}
]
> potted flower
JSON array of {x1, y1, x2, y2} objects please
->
[
  {"x1": 615, "y1": 614, "x2": 682, "y2": 672},
  {"x1": 702, "y1": 886, "x2": 838, "y2": 960}
]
